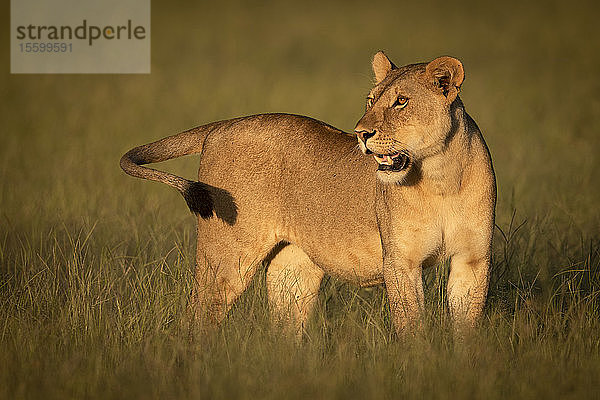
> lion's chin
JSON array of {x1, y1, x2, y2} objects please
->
[{"x1": 376, "y1": 169, "x2": 410, "y2": 184}]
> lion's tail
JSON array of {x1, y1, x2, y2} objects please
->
[{"x1": 120, "y1": 124, "x2": 214, "y2": 218}]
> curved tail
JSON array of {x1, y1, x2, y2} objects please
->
[{"x1": 120, "y1": 125, "x2": 214, "y2": 218}]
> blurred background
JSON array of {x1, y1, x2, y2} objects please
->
[{"x1": 1, "y1": 0, "x2": 599, "y2": 398}]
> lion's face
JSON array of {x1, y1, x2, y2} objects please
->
[{"x1": 355, "y1": 53, "x2": 464, "y2": 183}]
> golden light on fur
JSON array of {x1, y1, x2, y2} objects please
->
[{"x1": 121, "y1": 52, "x2": 495, "y2": 338}]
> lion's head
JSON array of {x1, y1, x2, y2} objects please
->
[{"x1": 355, "y1": 52, "x2": 465, "y2": 183}]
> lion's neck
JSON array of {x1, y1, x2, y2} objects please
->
[{"x1": 419, "y1": 105, "x2": 474, "y2": 196}]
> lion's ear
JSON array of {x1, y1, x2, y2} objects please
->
[
  {"x1": 425, "y1": 56, "x2": 464, "y2": 102},
  {"x1": 372, "y1": 51, "x2": 396, "y2": 84}
]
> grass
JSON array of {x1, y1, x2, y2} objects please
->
[{"x1": 1, "y1": 0, "x2": 600, "y2": 398}]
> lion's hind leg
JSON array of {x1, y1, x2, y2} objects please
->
[
  {"x1": 266, "y1": 244, "x2": 324, "y2": 340},
  {"x1": 190, "y1": 228, "x2": 275, "y2": 330}
]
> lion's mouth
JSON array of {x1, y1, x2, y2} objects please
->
[{"x1": 374, "y1": 152, "x2": 410, "y2": 172}]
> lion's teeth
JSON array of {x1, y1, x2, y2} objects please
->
[{"x1": 374, "y1": 154, "x2": 393, "y2": 165}]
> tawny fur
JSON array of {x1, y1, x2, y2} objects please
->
[
  {"x1": 121, "y1": 114, "x2": 382, "y2": 338},
  {"x1": 120, "y1": 53, "x2": 495, "y2": 338}
]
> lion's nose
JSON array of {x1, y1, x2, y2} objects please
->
[{"x1": 355, "y1": 129, "x2": 376, "y2": 143}]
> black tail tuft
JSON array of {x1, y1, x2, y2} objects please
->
[{"x1": 182, "y1": 181, "x2": 214, "y2": 219}]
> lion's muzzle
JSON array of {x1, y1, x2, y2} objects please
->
[{"x1": 374, "y1": 152, "x2": 410, "y2": 172}]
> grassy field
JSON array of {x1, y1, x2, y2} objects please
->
[{"x1": 1, "y1": 0, "x2": 600, "y2": 398}]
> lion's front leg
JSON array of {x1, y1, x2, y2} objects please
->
[
  {"x1": 447, "y1": 252, "x2": 490, "y2": 333},
  {"x1": 447, "y1": 213, "x2": 494, "y2": 335},
  {"x1": 383, "y1": 255, "x2": 425, "y2": 336}
]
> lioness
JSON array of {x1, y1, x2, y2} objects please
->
[
  {"x1": 120, "y1": 52, "x2": 495, "y2": 336},
  {"x1": 355, "y1": 53, "x2": 496, "y2": 333}
]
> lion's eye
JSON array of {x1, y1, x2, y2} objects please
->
[
  {"x1": 366, "y1": 96, "x2": 374, "y2": 108},
  {"x1": 393, "y1": 96, "x2": 409, "y2": 109}
]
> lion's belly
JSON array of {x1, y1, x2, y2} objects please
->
[
  {"x1": 283, "y1": 217, "x2": 384, "y2": 287},
  {"x1": 312, "y1": 238, "x2": 384, "y2": 286}
]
